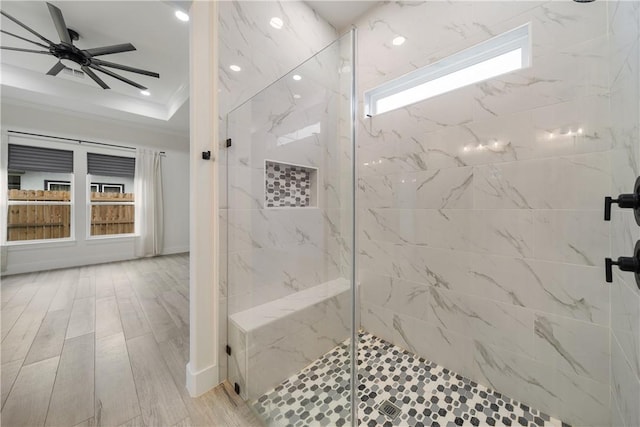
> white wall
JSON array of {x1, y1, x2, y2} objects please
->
[{"x1": 0, "y1": 101, "x2": 189, "y2": 275}]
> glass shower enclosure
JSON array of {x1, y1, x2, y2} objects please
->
[
  {"x1": 223, "y1": 1, "x2": 640, "y2": 425},
  {"x1": 224, "y1": 30, "x2": 356, "y2": 425}
]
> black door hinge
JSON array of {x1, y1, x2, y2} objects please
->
[
  {"x1": 226, "y1": 345, "x2": 232, "y2": 356},
  {"x1": 226, "y1": 138, "x2": 232, "y2": 148},
  {"x1": 234, "y1": 382, "x2": 241, "y2": 395}
]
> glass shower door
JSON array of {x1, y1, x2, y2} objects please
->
[{"x1": 224, "y1": 30, "x2": 356, "y2": 426}]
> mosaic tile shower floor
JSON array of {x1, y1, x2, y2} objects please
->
[{"x1": 253, "y1": 332, "x2": 570, "y2": 427}]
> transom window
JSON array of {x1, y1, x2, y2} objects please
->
[{"x1": 364, "y1": 24, "x2": 531, "y2": 116}]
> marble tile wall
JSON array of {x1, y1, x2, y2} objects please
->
[
  {"x1": 354, "y1": 2, "x2": 638, "y2": 426},
  {"x1": 225, "y1": 36, "x2": 351, "y2": 315},
  {"x1": 217, "y1": 1, "x2": 338, "y2": 382},
  {"x1": 609, "y1": 1, "x2": 640, "y2": 427},
  {"x1": 228, "y1": 278, "x2": 351, "y2": 400}
]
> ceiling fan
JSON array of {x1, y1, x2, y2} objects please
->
[{"x1": 0, "y1": 2, "x2": 160, "y2": 90}]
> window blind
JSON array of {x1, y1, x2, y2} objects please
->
[
  {"x1": 87, "y1": 153, "x2": 135, "y2": 178},
  {"x1": 8, "y1": 144, "x2": 74, "y2": 173}
]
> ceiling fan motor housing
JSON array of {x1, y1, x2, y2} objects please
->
[{"x1": 53, "y1": 44, "x2": 90, "y2": 67}]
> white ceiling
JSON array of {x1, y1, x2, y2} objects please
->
[
  {"x1": 304, "y1": 1, "x2": 380, "y2": 31},
  {"x1": 0, "y1": 1, "x2": 190, "y2": 134},
  {"x1": 0, "y1": 1, "x2": 378, "y2": 137}
]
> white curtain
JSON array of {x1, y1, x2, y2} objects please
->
[{"x1": 134, "y1": 148, "x2": 164, "y2": 257}]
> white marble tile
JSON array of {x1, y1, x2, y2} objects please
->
[
  {"x1": 226, "y1": 165, "x2": 265, "y2": 211},
  {"x1": 218, "y1": 1, "x2": 336, "y2": 116},
  {"x1": 229, "y1": 276, "x2": 350, "y2": 401},
  {"x1": 472, "y1": 35, "x2": 610, "y2": 121},
  {"x1": 246, "y1": 311, "x2": 349, "y2": 400},
  {"x1": 227, "y1": 208, "x2": 327, "y2": 253},
  {"x1": 474, "y1": 152, "x2": 611, "y2": 210},
  {"x1": 473, "y1": 341, "x2": 610, "y2": 427},
  {"x1": 358, "y1": 239, "x2": 395, "y2": 279},
  {"x1": 358, "y1": 175, "x2": 394, "y2": 208},
  {"x1": 530, "y1": 94, "x2": 612, "y2": 158},
  {"x1": 472, "y1": 342, "x2": 555, "y2": 418},
  {"x1": 468, "y1": 254, "x2": 608, "y2": 326},
  {"x1": 534, "y1": 2, "x2": 608, "y2": 51},
  {"x1": 231, "y1": 278, "x2": 349, "y2": 332},
  {"x1": 360, "y1": 302, "x2": 394, "y2": 344},
  {"x1": 391, "y1": 245, "x2": 470, "y2": 291},
  {"x1": 414, "y1": 167, "x2": 474, "y2": 209},
  {"x1": 608, "y1": 1, "x2": 640, "y2": 69},
  {"x1": 611, "y1": 277, "x2": 640, "y2": 380},
  {"x1": 469, "y1": 210, "x2": 534, "y2": 257},
  {"x1": 611, "y1": 144, "x2": 640, "y2": 198},
  {"x1": 611, "y1": 334, "x2": 640, "y2": 427},
  {"x1": 532, "y1": 210, "x2": 609, "y2": 266},
  {"x1": 427, "y1": 288, "x2": 534, "y2": 355},
  {"x1": 357, "y1": 2, "x2": 476, "y2": 91},
  {"x1": 612, "y1": 400, "x2": 626, "y2": 427},
  {"x1": 532, "y1": 313, "x2": 609, "y2": 383},
  {"x1": 359, "y1": 208, "x2": 403, "y2": 244},
  {"x1": 360, "y1": 208, "x2": 472, "y2": 249},
  {"x1": 359, "y1": 273, "x2": 430, "y2": 322},
  {"x1": 227, "y1": 242, "x2": 342, "y2": 315},
  {"x1": 391, "y1": 312, "x2": 476, "y2": 381}
]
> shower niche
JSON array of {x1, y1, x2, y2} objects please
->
[{"x1": 264, "y1": 160, "x2": 317, "y2": 208}]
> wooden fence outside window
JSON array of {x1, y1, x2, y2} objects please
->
[{"x1": 7, "y1": 189, "x2": 134, "y2": 241}]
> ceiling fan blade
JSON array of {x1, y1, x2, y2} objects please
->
[
  {"x1": 82, "y1": 66, "x2": 110, "y2": 89},
  {"x1": 46, "y1": 2, "x2": 71, "y2": 44},
  {"x1": 1, "y1": 46, "x2": 51, "y2": 54},
  {"x1": 0, "y1": 9, "x2": 54, "y2": 45},
  {"x1": 1, "y1": 29, "x2": 50, "y2": 49},
  {"x1": 85, "y1": 43, "x2": 136, "y2": 57},
  {"x1": 90, "y1": 64, "x2": 147, "y2": 90},
  {"x1": 46, "y1": 61, "x2": 65, "y2": 76},
  {"x1": 92, "y1": 59, "x2": 159, "y2": 78}
]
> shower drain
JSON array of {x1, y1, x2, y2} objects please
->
[{"x1": 378, "y1": 400, "x2": 401, "y2": 420}]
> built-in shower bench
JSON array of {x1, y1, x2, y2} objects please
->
[{"x1": 228, "y1": 277, "x2": 350, "y2": 401}]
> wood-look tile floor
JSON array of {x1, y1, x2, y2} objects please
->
[{"x1": 1, "y1": 254, "x2": 261, "y2": 427}]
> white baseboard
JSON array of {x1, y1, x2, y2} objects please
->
[
  {"x1": 162, "y1": 245, "x2": 189, "y2": 255},
  {"x1": 2, "y1": 252, "x2": 133, "y2": 276},
  {"x1": 186, "y1": 362, "x2": 220, "y2": 397}
]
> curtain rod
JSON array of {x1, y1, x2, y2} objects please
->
[{"x1": 7, "y1": 130, "x2": 166, "y2": 155}]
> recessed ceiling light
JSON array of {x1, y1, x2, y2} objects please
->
[
  {"x1": 292, "y1": 74, "x2": 302, "y2": 81},
  {"x1": 392, "y1": 36, "x2": 406, "y2": 46},
  {"x1": 270, "y1": 17, "x2": 284, "y2": 29},
  {"x1": 293, "y1": 94, "x2": 301, "y2": 99},
  {"x1": 175, "y1": 10, "x2": 189, "y2": 22},
  {"x1": 229, "y1": 64, "x2": 242, "y2": 72},
  {"x1": 140, "y1": 90, "x2": 150, "y2": 96}
]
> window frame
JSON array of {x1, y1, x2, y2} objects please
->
[
  {"x1": 2, "y1": 132, "x2": 138, "y2": 246},
  {"x1": 85, "y1": 149, "x2": 136, "y2": 240},
  {"x1": 364, "y1": 23, "x2": 532, "y2": 117},
  {"x1": 3, "y1": 136, "x2": 75, "y2": 246}
]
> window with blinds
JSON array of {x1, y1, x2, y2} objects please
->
[
  {"x1": 6, "y1": 144, "x2": 74, "y2": 242},
  {"x1": 87, "y1": 152, "x2": 136, "y2": 237},
  {"x1": 87, "y1": 153, "x2": 135, "y2": 178}
]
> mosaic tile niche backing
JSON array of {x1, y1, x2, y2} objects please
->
[
  {"x1": 265, "y1": 161, "x2": 315, "y2": 207},
  {"x1": 254, "y1": 332, "x2": 570, "y2": 427}
]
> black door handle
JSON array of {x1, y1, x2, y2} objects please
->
[
  {"x1": 605, "y1": 241, "x2": 640, "y2": 289},
  {"x1": 604, "y1": 177, "x2": 640, "y2": 224}
]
